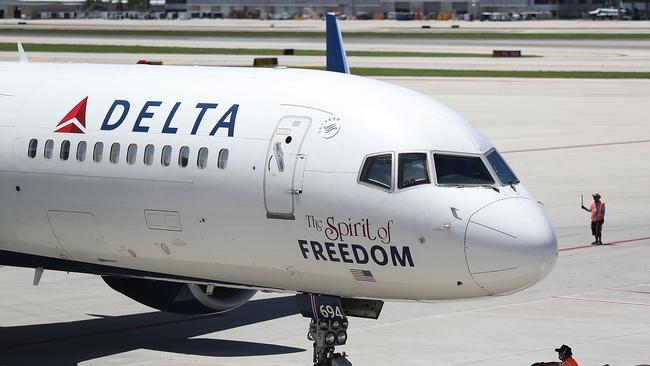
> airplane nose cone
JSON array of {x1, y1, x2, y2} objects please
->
[{"x1": 464, "y1": 198, "x2": 557, "y2": 295}]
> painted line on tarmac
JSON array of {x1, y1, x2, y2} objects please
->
[
  {"x1": 607, "y1": 288, "x2": 650, "y2": 295},
  {"x1": 560, "y1": 236, "x2": 650, "y2": 252},
  {"x1": 502, "y1": 139, "x2": 650, "y2": 154},
  {"x1": 555, "y1": 296, "x2": 650, "y2": 308}
]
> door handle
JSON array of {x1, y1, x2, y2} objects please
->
[{"x1": 273, "y1": 142, "x2": 285, "y2": 172}]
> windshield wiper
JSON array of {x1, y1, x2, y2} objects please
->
[
  {"x1": 450, "y1": 184, "x2": 499, "y2": 192},
  {"x1": 478, "y1": 184, "x2": 500, "y2": 193},
  {"x1": 508, "y1": 179, "x2": 520, "y2": 191}
]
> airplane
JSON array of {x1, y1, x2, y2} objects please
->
[{"x1": 0, "y1": 14, "x2": 558, "y2": 366}]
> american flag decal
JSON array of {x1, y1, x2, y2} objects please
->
[{"x1": 350, "y1": 269, "x2": 376, "y2": 282}]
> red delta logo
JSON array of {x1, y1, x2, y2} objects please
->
[
  {"x1": 52, "y1": 97, "x2": 239, "y2": 136},
  {"x1": 54, "y1": 97, "x2": 88, "y2": 134}
]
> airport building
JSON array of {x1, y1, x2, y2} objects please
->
[
  {"x1": 1, "y1": 0, "x2": 648, "y2": 19},
  {"x1": 162, "y1": 0, "x2": 577, "y2": 19},
  {"x1": 1, "y1": 0, "x2": 82, "y2": 19},
  {"x1": 167, "y1": 0, "x2": 649, "y2": 19},
  {"x1": 160, "y1": 0, "x2": 483, "y2": 19}
]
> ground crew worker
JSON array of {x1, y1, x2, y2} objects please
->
[
  {"x1": 530, "y1": 344, "x2": 579, "y2": 366},
  {"x1": 581, "y1": 193, "x2": 605, "y2": 245}
]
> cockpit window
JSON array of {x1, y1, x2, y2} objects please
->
[
  {"x1": 398, "y1": 153, "x2": 430, "y2": 189},
  {"x1": 360, "y1": 154, "x2": 392, "y2": 190},
  {"x1": 486, "y1": 150, "x2": 519, "y2": 185},
  {"x1": 434, "y1": 154, "x2": 495, "y2": 185}
]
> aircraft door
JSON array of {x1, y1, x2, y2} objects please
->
[{"x1": 264, "y1": 116, "x2": 311, "y2": 220}]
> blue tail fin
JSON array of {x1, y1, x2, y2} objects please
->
[{"x1": 325, "y1": 13, "x2": 350, "y2": 74}]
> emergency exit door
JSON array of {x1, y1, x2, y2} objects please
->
[{"x1": 264, "y1": 116, "x2": 311, "y2": 220}]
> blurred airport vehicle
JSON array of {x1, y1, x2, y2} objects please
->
[{"x1": 588, "y1": 7, "x2": 632, "y2": 20}]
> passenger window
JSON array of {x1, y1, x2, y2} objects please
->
[
  {"x1": 28, "y1": 139, "x2": 38, "y2": 158},
  {"x1": 77, "y1": 141, "x2": 87, "y2": 162},
  {"x1": 161, "y1": 145, "x2": 172, "y2": 167},
  {"x1": 93, "y1": 142, "x2": 104, "y2": 163},
  {"x1": 44, "y1": 139, "x2": 54, "y2": 159},
  {"x1": 197, "y1": 147, "x2": 208, "y2": 169},
  {"x1": 144, "y1": 144, "x2": 155, "y2": 166},
  {"x1": 178, "y1": 146, "x2": 190, "y2": 168},
  {"x1": 60, "y1": 140, "x2": 70, "y2": 161},
  {"x1": 110, "y1": 143, "x2": 120, "y2": 164},
  {"x1": 398, "y1": 153, "x2": 430, "y2": 189},
  {"x1": 217, "y1": 148, "x2": 229, "y2": 169},
  {"x1": 127, "y1": 144, "x2": 137, "y2": 165},
  {"x1": 359, "y1": 154, "x2": 392, "y2": 189},
  {"x1": 486, "y1": 150, "x2": 519, "y2": 185},
  {"x1": 434, "y1": 154, "x2": 494, "y2": 185}
]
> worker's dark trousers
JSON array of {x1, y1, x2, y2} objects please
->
[{"x1": 591, "y1": 219, "x2": 604, "y2": 242}]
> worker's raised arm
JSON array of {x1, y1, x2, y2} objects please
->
[
  {"x1": 531, "y1": 362, "x2": 560, "y2": 366},
  {"x1": 581, "y1": 205, "x2": 590, "y2": 212}
]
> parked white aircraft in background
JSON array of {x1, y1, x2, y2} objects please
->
[{"x1": 0, "y1": 14, "x2": 557, "y2": 366}]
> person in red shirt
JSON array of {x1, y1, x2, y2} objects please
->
[
  {"x1": 531, "y1": 344, "x2": 579, "y2": 366},
  {"x1": 582, "y1": 193, "x2": 605, "y2": 245}
]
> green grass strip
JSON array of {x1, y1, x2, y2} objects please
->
[
  {"x1": 1, "y1": 27, "x2": 650, "y2": 40},
  {"x1": 0, "y1": 42, "x2": 495, "y2": 57},
  {"x1": 346, "y1": 67, "x2": 650, "y2": 79}
]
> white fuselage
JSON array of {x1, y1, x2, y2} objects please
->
[{"x1": 0, "y1": 62, "x2": 558, "y2": 301}]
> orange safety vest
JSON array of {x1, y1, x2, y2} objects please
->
[
  {"x1": 590, "y1": 200, "x2": 605, "y2": 222},
  {"x1": 561, "y1": 356, "x2": 579, "y2": 366}
]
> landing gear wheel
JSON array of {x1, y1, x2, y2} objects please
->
[{"x1": 308, "y1": 318, "x2": 350, "y2": 366}]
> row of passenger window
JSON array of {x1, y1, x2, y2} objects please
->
[
  {"x1": 359, "y1": 150, "x2": 517, "y2": 191},
  {"x1": 27, "y1": 139, "x2": 229, "y2": 170}
]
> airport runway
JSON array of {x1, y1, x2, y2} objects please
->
[
  {"x1": 2, "y1": 19, "x2": 650, "y2": 33},
  {"x1": 2, "y1": 38, "x2": 650, "y2": 72},
  {"x1": 2, "y1": 45, "x2": 650, "y2": 72},
  {"x1": 1, "y1": 77, "x2": 648, "y2": 366},
  {"x1": 2, "y1": 19, "x2": 650, "y2": 71}
]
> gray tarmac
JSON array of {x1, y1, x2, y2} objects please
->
[
  {"x1": 1, "y1": 77, "x2": 649, "y2": 366},
  {"x1": 1, "y1": 26, "x2": 648, "y2": 71},
  {"x1": 2, "y1": 19, "x2": 650, "y2": 71},
  {"x1": 3, "y1": 49, "x2": 650, "y2": 72},
  {"x1": 2, "y1": 19, "x2": 650, "y2": 33}
]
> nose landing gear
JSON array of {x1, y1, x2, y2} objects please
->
[
  {"x1": 295, "y1": 294, "x2": 384, "y2": 366},
  {"x1": 308, "y1": 317, "x2": 351, "y2": 366}
]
